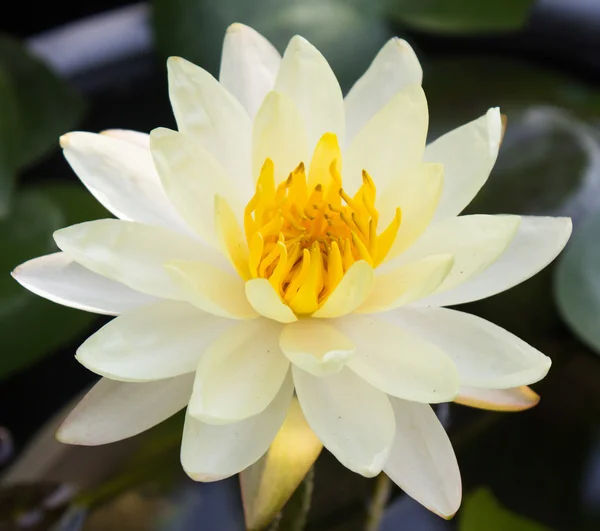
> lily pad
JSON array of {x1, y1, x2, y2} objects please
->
[
  {"x1": 554, "y1": 209, "x2": 600, "y2": 355},
  {"x1": 386, "y1": 0, "x2": 535, "y2": 34}
]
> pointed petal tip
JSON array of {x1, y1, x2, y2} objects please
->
[
  {"x1": 226, "y1": 22, "x2": 253, "y2": 34},
  {"x1": 59, "y1": 133, "x2": 72, "y2": 148},
  {"x1": 486, "y1": 107, "x2": 503, "y2": 154}
]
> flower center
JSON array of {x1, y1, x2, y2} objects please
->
[{"x1": 244, "y1": 133, "x2": 401, "y2": 315}]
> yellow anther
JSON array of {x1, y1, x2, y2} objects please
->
[{"x1": 241, "y1": 132, "x2": 401, "y2": 315}]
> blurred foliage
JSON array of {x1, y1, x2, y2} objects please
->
[
  {"x1": 460, "y1": 488, "x2": 552, "y2": 531},
  {"x1": 386, "y1": 0, "x2": 535, "y2": 34},
  {"x1": 425, "y1": 58, "x2": 600, "y2": 139},
  {"x1": 0, "y1": 35, "x2": 85, "y2": 213},
  {"x1": 0, "y1": 184, "x2": 108, "y2": 380},
  {"x1": 555, "y1": 209, "x2": 600, "y2": 355},
  {"x1": 153, "y1": 0, "x2": 393, "y2": 91},
  {"x1": 0, "y1": 67, "x2": 19, "y2": 216}
]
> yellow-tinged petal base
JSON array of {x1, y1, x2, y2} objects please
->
[{"x1": 240, "y1": 396, "x2": 322, "y2": 530}]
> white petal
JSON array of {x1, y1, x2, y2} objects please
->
[
  {"x1": 455, "y1": 386, "x2": 540, "y2": 412},
  {"x1": 416, "y1": 216, "x2": 572, "y2": 307},
  {"x1": 427, "y1": 108, "x2": 503, "y2": 221},
  {"x1": 219, "y1": 23, "x2": 281, "y2": 119},
  {"x1": 245, "y1": 278, "x2": 297, "y2": 323},
  {"x1": 76, "y1": 301, "x2": 234, "y2": 382},
  {"x1": 344, "y1": 85, "x2": 428, "y2": 194},
  {"x1": 337, "y1": 314, "x2": 460, "y2": 403},
  {"x1": 150, "y1": 127, "x2": 244, "y2": 246},
  {"x1": 274, "y1": 36, "x2": 344, "y2": 153},
  {"x1": 384, "y1": 215, "x2": 520, "y2": 295},
  {"x1": 100, "y1": 129, "x2": 150, "y2": 149},
  {"x1": 57, "y1": 374, "x2": 194, "y2": 445},
  {"x1": 166, "y1": 259, "x2": 257, "y2": 319},
  {"x1": 181, "y1": 371, "x2": 294, "y2": 481},
  {"x1": 252, "y1": 91, "x2": 309, "y2": 183},
  {"x1": 188, "y1": 319, "x2": 289, "y2": 423},
  {"x1": 60, "y1": 132, "x2": 189, "y2": 234},
  {"x1": 167, "y1": 57, "x2": 253, "y2": 198},
  {"x1": 384, "y1": 399, "x2": 461, "y2": 519},
  {"x1": 357, "y1": 254, "x2": 454, "y2": 313},
  {"x1": 293, "y1": 365, "x2": 395, "y2": 477},
  {"x1": 54, "y1": 219, "x2": 227, "y2": 300},
  {"x1": 344, "y1": 38, "x2": 422, "y2": 145},
  {"x1": 11, "y1": 252, "x2": 155, "y2": 315},
  {"x1": 387, "y1": 307, "x2": 552, "y2": 388},
  {"x1": 280, "y1": 320, "x2": 355, "y2": 376}
]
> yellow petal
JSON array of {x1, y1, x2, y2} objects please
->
[
  {"x1": 214, "y1": 195, "x2": 251, "y2": 280},
  {"x1": 312, "y1": 261, "x2": 374, "y2": 319},
  {"x1": 357, "y1": 254, "x2": 454, "y2": 314},
  {"x1": 379, "y1": 163, "x2": 444, "y2": 261},
  {"x1": 279, "y1": 320, "x2": 355, "y2": 376},
  {"x1": 240, "y1": 396, "x2": 322, "y2": 531},
  {"x1": 454, "y1": 386, "x2": 540, "y2": 412},
  {"x1": 245, "y1": 278, "x2": 297, "y2": 323},
  {"x1": 252, "y1": 91, "x2": 309, "y2": 184}
]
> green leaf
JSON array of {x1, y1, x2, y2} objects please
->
[
  {"x1": 0, "y1": 34, "x2": 85, "y2": 169},
  {"x1": 386, "y1": 0, "x2": 535, "y2": 34},
  {"x1": 460, "y1": 488, "x2": 552, "y2": 531},
  {"x1": 152, "y1": 0, "x2": 392, "y2": 91},
  {"x1": 0, "y1": 66, "x2": 19, "y2": 216},
  {"x1": 554, "y1": 209, "x2": 600, "y2": 355},
  {"x1": 0, "y1": 184, "x2": 109, "y2": 379}
]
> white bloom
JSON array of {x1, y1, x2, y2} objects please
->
[{"x1": 12, "y1": 23, "x2": 571, "y2": 518}]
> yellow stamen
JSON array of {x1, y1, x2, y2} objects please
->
[{"x1": 241, "y1": 133, "x2": 402, "y2": 315}]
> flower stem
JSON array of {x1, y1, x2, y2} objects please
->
[{"x1": 365, "y1": 472, "x2": 392, "y2": 531}]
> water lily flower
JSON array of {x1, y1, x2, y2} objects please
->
[{"x1": 12, "y1": 23, "x2": 571, "y2": 518}]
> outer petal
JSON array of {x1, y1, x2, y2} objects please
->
[
  {"x1": 344, "y1": 38, "x2": 422, "y2": 145},
  {"x1": 384, "y1": 399, "x2": 461, "y2": 519},
  {"x1": 293, "y1": 365, "x2": 395, "y2": 477},
  {"x1": 387, "y1": 307, "x2": 552, "y2": 389},
  {"x1": 337, "y1": 314, "x2": 460, "y2": 403},
  {"x1": 60, "y1": 132, "x2": 189, "y2": 234},
  {"x1": 54, "y1": 219, "x2": 227, "y2": 300},
  {"x1": 181, "y1": 371, "x2": 294, "y2": 482},
  {"x1": 280, "y1": 320, "x2": 355, "y2": 376},
  {"x1": 188, "y1": 319, "x2": 290, "y2": 424},
  {"x1": 427, "y1": 108, "x2": 502, "y2": 221},
  {"x1": 416, "y1": 216, "x2": 572, "y2": 307},
  {"x1": 455, "y1": 386, "x2": 540, "y2": 412},
  {"x1": 344, "y1": 85, "x2": 428, "y2": 194},
  {"x1": 252, "y1": 91, "x2": 309, "y2": 184},
  {"x1": 219, "y1": 23, "x2": 281, "y2": 119},
  {"x1": 167, "y1": 57, "x2": 253, "y2": 198},
  {"x1": 274, "y1": 36, "x2": 345, "y2": 153},
  {"x1": 57, "y1": 373, "x2": 194, "y2": 445},
  {"x1": 150, "y1": 127, "x2": 244, "y2": 246},
  {"x1": 76, "y1": 301, "x2": 233, "y2": 382},
  {"x1": 12, "y1": 252, "x2": 155, "y2": 316},
  {"x1": 312, "y1": 261, "x2": 374, "y2": 318},
  {"x1": 383, "y1": 215, "x2": 521, "y2": 295},
  {"x1": 357, "y1": 254, "x2": 454, "y2": 313},
  {"x1": 166, "y1": 259, "x2": 257, "y2": 319},
  {"x1": 100, "y1": 129, "x2": 150, "y2": 149}
]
